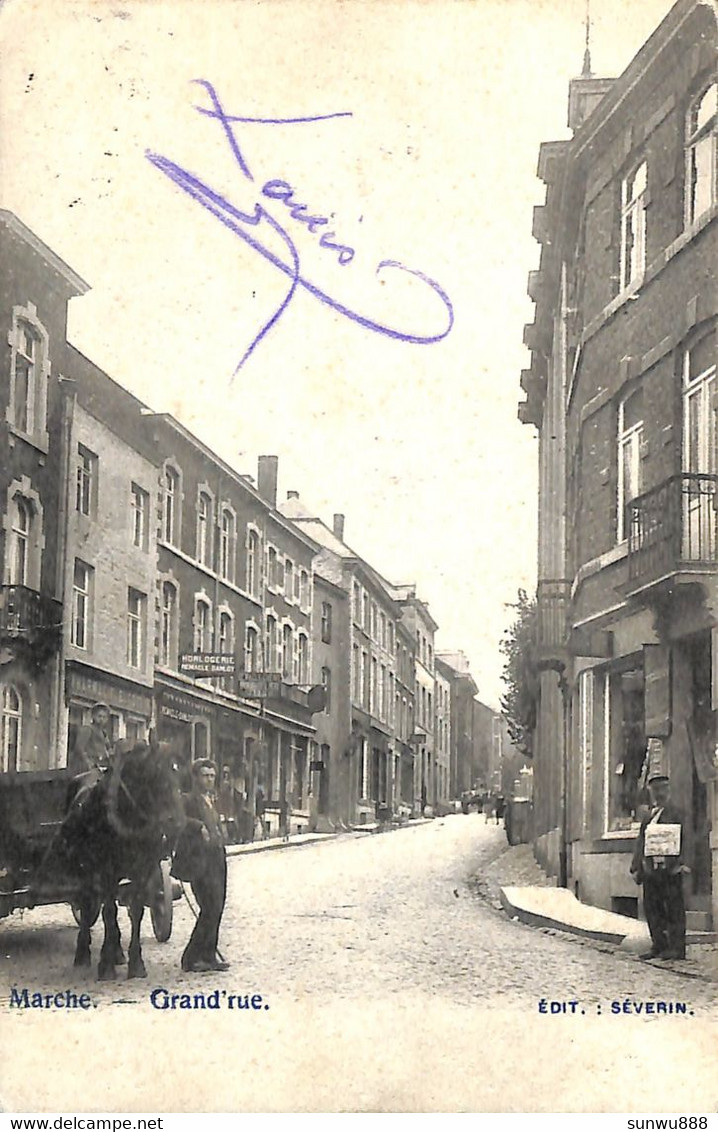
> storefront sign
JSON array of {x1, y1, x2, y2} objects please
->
[
  {"x1": 67, "y1": 667, "x2": 152, "y2": 716},
  {"x1": 180, "y1": 653, "x2": 236, "y2": 676},
  {"x1": 237, "y1": 676, "x2": 281, "y2": 700},
  {"x1": 158, "y1": 687, "x2": 215, "y2": 722},
  {"x1": 643, "y1": 644, "x2": 671, "y2": 738}
]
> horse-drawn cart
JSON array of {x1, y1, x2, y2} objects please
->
[{"x1": 0, "y1": 767, "x2": 177, "y2": 942}]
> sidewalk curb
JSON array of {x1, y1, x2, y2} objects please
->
[
  {"x1": 498, "y1": 886, "x2": 626, "y2": 945},
  {"x1": 226, "y1": 833, "x2": 336, "y2": 858}
]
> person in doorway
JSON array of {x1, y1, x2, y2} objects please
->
[
  {"x1": 177, "y1": 759, "x2": 230, "y2": 973},
  {"x1": 630, "y1": 773, "x2": 690, "y2": 960}
]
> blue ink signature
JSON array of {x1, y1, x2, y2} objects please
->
[{"x1": 146, "y1": 80, "x2": 453, "y2": 373}]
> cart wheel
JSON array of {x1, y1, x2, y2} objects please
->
[
  {"x1": 149, "y1": 859, "x2": 173, "y2": 943},
  {"x1": 70, "y1": 896, "x2": 101, "y2": 927}
]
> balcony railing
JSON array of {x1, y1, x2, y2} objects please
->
[
  {"x1": 626, "y1": 473, "x2": 718, "y2": 590},
  {"x1": 0, "y1": 585, "x2": 63, "y2": 666}
]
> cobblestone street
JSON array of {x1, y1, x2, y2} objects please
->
[{"x1": 2, "y1": 817, "x2": 717, "y2": 1112}]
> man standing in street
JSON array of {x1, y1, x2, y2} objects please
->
[
  {"x1": 178, "y1": 759, "x2": 230, "y2": 973},
  {"x1": 630, "y1": 773, "x2": 690, "y2": 960}
]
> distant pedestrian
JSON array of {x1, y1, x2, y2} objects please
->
[
  {"x1": 482, "y1": 794, "x2": 493, "y2": 823},
  {"x1": 255, "y1": 785, "x2": 269, "y2": 840},
  {"x1": 495, "y1": 795, "x2": 506, "y2": 825},
  {"x1": 630, "y1": 773, "x2": 689, "y2": 960}
]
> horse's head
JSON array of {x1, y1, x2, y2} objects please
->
[{"x1": 108, "y1": 739, "x2": 185, "y2": 842}]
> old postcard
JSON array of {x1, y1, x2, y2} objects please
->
[{"x1": 0, "y1": 0, "x2": 716, "y2": 1116}]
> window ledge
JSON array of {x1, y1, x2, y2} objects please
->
[
  {"x1": 582, "y1": 202, "x2": 716, "y2": 347},
  {"x1": 7, "y1": 424, "x2": 49, "y2": 455}
]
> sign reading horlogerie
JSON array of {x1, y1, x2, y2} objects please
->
[{"x1": 180, "y1": 653, "x2": 236, "y2": 676}]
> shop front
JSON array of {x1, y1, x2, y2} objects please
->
[{"x1": 66, "y1": 661, "x2": 153, "y2": 755}]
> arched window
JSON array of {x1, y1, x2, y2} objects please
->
[
  {"x1": 9, "y1": 497, "x2": 30, "y2": 586},
  {"x1": 244, "y1": 624, "x2": 259, "y2": 673},
  {"x1": 266, "y1": 614, "x2": 277, "y2": 672},
  {"x1": 160, "y1": 580, "x2": 178, "y2": 667},
  {"x1": 163, "y1": 466, "x2": 180, "y2": 545},
  {"x1": 686, "y1": 81, "x2": 717, "y2": 226},
  {"x1": 219, "y1": 508, "x2": 235, "y2": 583},
  {"x1": 298, "y1": 633, "x2": 309, "y2": 684},
  {"x1": 193, "y1": 596, "x2": 212, "y2": 653},
  {"x1": 282, "y1": 624, "x2": 293, "y2": 681},
  {"x1": 246, "y1": 528, "x2": 259, "y2": 597},
  {"x1": 10, "y1": 311, "x2": 49, "y2": 446},
  {"x1": 1, "y1": 684, "x2": 23, "y2": 772},
  {"x1": 196, "y1": 491, "x2": 212, "y2": 567}
]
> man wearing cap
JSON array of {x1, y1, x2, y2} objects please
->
[
  {"x1": 177, "y1": 759, "x2": 230, "y2": 973},
  {"x1": 630, "y1": 773, "x2": 690, "y2": 960},
  {"x1": 69, "y1": 703, "x2": 114, "y2": 778}
]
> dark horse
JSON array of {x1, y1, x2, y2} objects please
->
[{"x1": 63, "y1": 740, "x2": 185, "y2": 980}]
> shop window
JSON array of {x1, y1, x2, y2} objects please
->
[{"x1": 607, "y1": 667, "x2": 646, "y2": 832}]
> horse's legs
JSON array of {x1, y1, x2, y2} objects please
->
[
  {"x1": 98, "y1": 900, "x2": 119, "y2": 981},
  {"x1": 106, "y1": 899, "x2": 126, "y2": 965},
  {"x1": 73, "y1": 891, "x2": 93, "y2": 968},
  {"x1": 127, "y1": 893, "x2": 147, "y2": 979}
]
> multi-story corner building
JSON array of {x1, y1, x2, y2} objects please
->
[
  {"x1": 392, "y1": 587, "x2": 437, "y2": 813},
  {"x1": 280, "y1": 498, "x2": 406, "y2": 824},
  {"x1": 0, "y1": 211, "x2": 88, "y2": 770},
  {"x1": 436, "y1": 651, "x2": 478, "y2": 798},
  {"x1": 519, "y1": 0, "x2": 717, "y2": 927},
  {"x1": 60, "y1": 350, "x2": 160, "y2": 752}
]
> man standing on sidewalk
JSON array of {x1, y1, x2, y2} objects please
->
[
  {"x1": 630, "y1": 773, "x2": 690, "y2": 960},
  {"x1": 176, "y1": 759, "x2": 230, "y2": 973}
]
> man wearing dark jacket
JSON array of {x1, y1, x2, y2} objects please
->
[
  {"x1": 178, "y1": 759, "x2": 230, "y2": 973},
  {"x1": 630, "y1": 773, "x2": 690, "y2": 960}
]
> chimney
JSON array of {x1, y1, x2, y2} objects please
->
[
  {"x1": 333, "y1": 513, "x2": 345, "y2": 541},
  {"x1": 257, "y1": 455, "x2": 278, "y2": 508},
  {"x1": 287, "y1": 490, "x2": 299, "y2": 500}
]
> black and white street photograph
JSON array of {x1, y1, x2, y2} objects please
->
[{"x1": 0, "y1": 0, "x2": 716, "y2": 1116}]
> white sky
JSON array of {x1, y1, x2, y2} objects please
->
[{"x1": 1, "y1": 0, "x2": 675, "y2": 707}]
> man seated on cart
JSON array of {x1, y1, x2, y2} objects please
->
[{"x1": 66, "y1": 702, "x2": 115, "y2": 813}]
